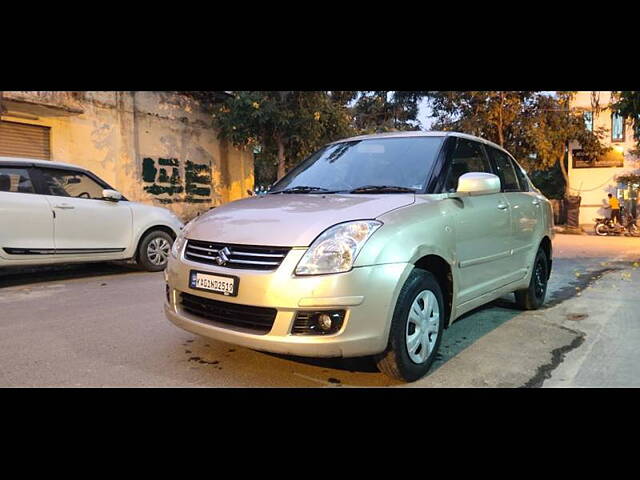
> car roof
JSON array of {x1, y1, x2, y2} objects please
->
[
  {"x1": 0, "y1": 156, "x2": 87, "y2": 171},
  {"x1": 328, "y1": 130, "x2": 508, "y2": 153}
]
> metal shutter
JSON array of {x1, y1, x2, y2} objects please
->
[{"x1": 0, "y1": 120, "x2": 51, "y2": 160}]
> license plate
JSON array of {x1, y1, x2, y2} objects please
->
[{"x1": 189, "y1": 270, "x2": 238, "y2": 296}]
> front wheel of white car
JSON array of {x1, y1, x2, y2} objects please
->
[
  {"x1": 137, "y1": 230, "x2": 173, "y2": 272},
  {"x1": 375, "y1": 269, "x2": 445, "y2": 383}
]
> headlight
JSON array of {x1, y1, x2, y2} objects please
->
[
  {"x1": 170, "y1": 219, "x2": 195, "y2": 258},
  {"x1": 295, "y1": 220, "x2": 382, "y2": 275}
]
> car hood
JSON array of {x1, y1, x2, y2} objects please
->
[{"x1": 187, "y1": 193, "x2": 415, "y2": 246}]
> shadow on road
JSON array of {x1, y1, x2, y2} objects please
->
[
  {"x1": 264, "y1": 352, "x2": 381, "y2": 373},
  {"x1": 0, "y1": 262, "x2": 145, "y2": 288}
]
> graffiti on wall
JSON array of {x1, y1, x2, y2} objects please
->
[{"x1": 142, "y1": 157, "x2": 212, "y2": 204}]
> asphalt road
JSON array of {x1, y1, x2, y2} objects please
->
[{"x1": 1, "y1": 234, "x2": 640, "y2": 387}]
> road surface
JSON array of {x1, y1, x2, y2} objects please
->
[{"x1": 1, "y1": 234, "x2": 639, "y2": 387}]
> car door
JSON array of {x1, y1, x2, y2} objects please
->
[
  {"x1": 0, "y1": 165, "x2": 55, "y2": 259},
  {"x1": 487, "y1": 147, "x2": 539, "y2": 280},
  {"x1": 34, "y1": 167, "x2": 132, "y2": 254},
  {"x1": 442, "y1": 138, "x2": 514, "y2": 305}
]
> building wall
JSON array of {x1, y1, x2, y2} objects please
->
[
  {"x1": 568, "y1": 91, "x2": 640, "y2": 226},
  {"x1": 0, "y1": 91, "x2": 254, "y2": 221}
]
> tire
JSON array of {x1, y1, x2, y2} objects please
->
[
  {"x1": 137, "y1": 230, "x2": 173, "y2": 272},
  {"x1": 514, "y1": 248, "x2": 549, "y2": 310},
  {"x1": 375, "y1": 269, "x2": 445, "y2": 382},
  {"x1": 629, "y1": 224, "x2": 640, "y2": 237},
  {"x1": 594, "y1": 223, "x2": 608, "y2": 236}
]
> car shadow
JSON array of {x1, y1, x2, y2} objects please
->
[
  {"x1": 262, "y1": 295, "x2": 525, "y2": 379},
  {"x1": 428, "y1": 295, "x2": 523, "y2": 373},
  {"x1": 262, "y1": 351, "x2": 381, "y2": 373},
  {"x1": 0, "y1": 262, "x2": 146, "y2": 288}
]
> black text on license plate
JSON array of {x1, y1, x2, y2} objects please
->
[{"x1": 189, "y1": 271, "x2": 238, "y2": 296}]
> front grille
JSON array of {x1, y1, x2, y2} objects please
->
[
  {"x1": 184, "y1": 240, "x2": 290, "y2": 271},
  {"x1": 180, "y1": 292, "x2": 277, "y2": 334}
]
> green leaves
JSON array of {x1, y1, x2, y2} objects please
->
[
  {"x1": 426, "y1": 91, "x2": 609, "y2": 197},
  {"x1": 611, "y1": 91, "x2": 640, "y2": 154}
]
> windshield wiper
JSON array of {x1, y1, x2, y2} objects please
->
[
  {"x1": 349, "y1": 185, "x2": 418, "y2": 194},
  {"x1": 270, "y1": 186, "x2": 334, "y2": 194}
]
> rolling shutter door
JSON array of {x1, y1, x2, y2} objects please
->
[{"x1": 0, "y1": 120, "x2": 51, "y2": 160}]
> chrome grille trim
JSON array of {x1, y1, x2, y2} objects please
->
[{"x1": 184, "y1": 240, "x2": 291, "y2": 271}]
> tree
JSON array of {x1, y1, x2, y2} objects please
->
[
  {"x1": 212, "y1": 91, "x2": 355, "y2": 181},
  {"x1": 611, "y1": 91, "x2": 640, "y2": 154},
  {"x1": 351, "y1": 91, "x2": 425, "y2": 133},
  {"x1": 426, "y1": 91, "x2": 608, "y2": 197}
]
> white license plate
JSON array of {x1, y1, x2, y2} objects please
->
[{"x1": 189, "y1": 271, "x2": 238, "y2": 296}]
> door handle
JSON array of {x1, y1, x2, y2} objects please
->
[
  {"x1": 532, "y1": 199, "x2": 541, "y2": 206},
  {"x1": 54, "y1": 204, "x2": 75, "y2": 210},
  {"x1": 497, "y1": 203, "x2": 509, "y2": 210}
]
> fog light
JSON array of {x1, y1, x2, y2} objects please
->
[
  {"x1": 318, "y1": 314, "x2": 333, "y2": 332},
  {"x1": 292, "y1": 310, "x2": 346, "y2": 335}
]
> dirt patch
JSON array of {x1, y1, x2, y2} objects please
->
[{"x1": 566, "y1": 313, "x2": 589, "y2": 321}]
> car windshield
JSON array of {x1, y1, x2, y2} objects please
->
[{"x1": 269, "y1": 136, "x2": 445, "y2": 194}]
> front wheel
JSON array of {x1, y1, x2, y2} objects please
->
[
  {"x1": 137, "y1": 230, "x2": 173, "y2": 272},
  {"x1": 594, "y1": 223, "x2": 608, "y2": 236},
  {"x1": 514, "y1": 248, "x2": 549, "y2": 310},
  {"x1": 375, "y1": 269, "x2": 445, "y2": 382}
]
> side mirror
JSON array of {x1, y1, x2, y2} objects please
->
[
  {"x1": 451, "y1": 172, "x2": 501, "y2": 197},
  {"x1": 103, "y1": 189, "x2": 123, "y2": 202}
]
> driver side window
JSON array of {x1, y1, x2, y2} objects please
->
[
  {"x1": 443, "y1": 138, "x2": 492, "y2": 192},
  {"x1": 39, "y1": 168, "x2": 105, "y2": 199}
]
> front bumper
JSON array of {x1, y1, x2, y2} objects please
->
[{"x1": 164, "y1": 249, "x2": 411, "y2": 358}]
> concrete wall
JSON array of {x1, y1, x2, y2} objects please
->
[
  {"x1": 1, "y1": 91, "x2": 254, "y2": 221},
  {"x1": 568, "y1": 91, "x2": 640, "y2": 226}
]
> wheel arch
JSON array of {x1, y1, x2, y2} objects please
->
[
  {"x1": 135, "y1": 225, "x2": 177, "y2": 261},
  {"x1": 414, "y1": 254, "x2": 453, "y2": 328}
]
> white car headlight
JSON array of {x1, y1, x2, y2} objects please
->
[{"x1": 295, "y1": 220, "x2": 382, "y2": 275}]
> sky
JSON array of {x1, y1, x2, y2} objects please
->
[{"x1": 417, "y1": 97, "x2": 433, "y2": 130}]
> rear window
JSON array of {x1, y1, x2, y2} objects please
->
[{"x1": 0, "y1": 167, "x2": 35, "y2": 194}]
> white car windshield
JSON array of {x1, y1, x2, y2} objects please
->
[{"x1": 270, "y1": 136, "x2": 445, "y2": 194}]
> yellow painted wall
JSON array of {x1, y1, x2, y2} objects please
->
[
  {"x1": 1, "y1": 91, "x2": 254, "y2": 221},
  {"x1": 568, "y1": 91, "x2": 640, "y2": 225}
]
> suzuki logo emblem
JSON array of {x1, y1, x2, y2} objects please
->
[{"x1": 216, "y1": 247, "x2": 231, "y2": 266}]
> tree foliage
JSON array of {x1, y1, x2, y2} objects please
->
[
  {"x1": 611, "y1": 91, "x2": 640, "y2": 154},
  {"x1": 427, "y1": 91, "x2": 609, "y2": 197},
  {"x1": 351, "y1": 91, "x2": 426, "y2": 133},
  {"x1": 212, "y1": 91, "x2": 426, "y2": 185},
  {"x1": 212, "y1": 91, "x2": 355, "y2": 181}
]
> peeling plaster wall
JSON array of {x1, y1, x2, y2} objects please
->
[{"x1": 1, "y1": 91, "x2": 254, "y2": 221}]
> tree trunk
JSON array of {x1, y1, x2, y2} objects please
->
[
  {"x1": 276, "y1": 137, "x2": 286, "y2": 180},
  {"x1": 558, "y1": 151, "x2": 570, "y2": 198}
]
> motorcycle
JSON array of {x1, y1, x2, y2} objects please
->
[{"x1": 594, "y1": 209, "x2": 640, "y2": 237}]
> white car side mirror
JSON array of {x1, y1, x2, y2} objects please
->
[
  {"x1": 453, "y1": 172, "x2": 501, "y2": 197},
  {"x1": 103, "y1": 189, "x2": 123, "y2": 202}
]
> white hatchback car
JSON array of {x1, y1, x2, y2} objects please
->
[{"x1": 0, "y1": 157, "x2": 183, "y2": 271}]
